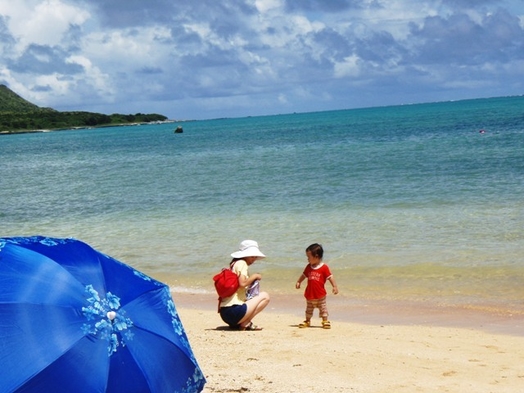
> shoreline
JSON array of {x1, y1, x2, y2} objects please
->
[
  {"x1": 172, "y1": 292, "x2": 524, "y2": 337},
  {"x1": 0, "y1": 120, "x2": 178, "y2": 135}
]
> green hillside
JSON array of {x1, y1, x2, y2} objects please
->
[
  {"x1": 0, "y1": 84, "x2": 48, "y2": 113},
  {"x1": 0, "y1": 84, "x2": 169, "y2": 133}
]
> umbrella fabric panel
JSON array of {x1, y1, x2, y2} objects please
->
[
  {"x1": 109, "y1": 328, "x2": 204, "y2": 393},
  {"x1": 97, "y1": 250, "x2": 170, "y2": 308},
  {"x1": 106, "y1": 346, "x2": 153, "y2": 393},
  {"x1": 0, "y1": 237, "x2": 108, "y2": 293},
  {"x1": 0, "y1": 239, "x2": 95, "y2": 392},
  {"x1": 117, "y1": 286, "x2": 206, "y2": 392},
  {"x1": 14, "y1": 336, "x2": 109, "y2": 393},
  {"x1": 123, "y1": 287, "x2": 195, "y2": 356},
  {"x1": 0, "y1": 242, "x2": 87, "y2": 305},
  {"x1": 0, "y1": 303, "x2": 90, "y2": 392}
]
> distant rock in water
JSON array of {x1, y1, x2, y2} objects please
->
[{"x1": 174, "y1": 125, "x2": 183, "y2": 133}]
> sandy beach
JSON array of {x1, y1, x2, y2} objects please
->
[{"x1": 175, "y1": 293, "x2": 524, "y2": 393}]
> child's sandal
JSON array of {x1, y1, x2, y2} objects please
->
[
  {"x1": 322, "y1": 320, "x2": 331, "y2": 329},
  {"x1": 298, "y1": 320, "x2": 310, "y2": 328}
]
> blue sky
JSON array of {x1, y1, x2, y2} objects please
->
[{"x1": 0, "y1": 0, "x2": 523, "y2": 120}]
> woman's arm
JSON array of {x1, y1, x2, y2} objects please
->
[{"x1": 239, "y1": 273, "x2": 262, "y2": 288}]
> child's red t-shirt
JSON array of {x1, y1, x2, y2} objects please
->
[{"x1": 303, "y1": 263, "x2": 332, "y2": 300}]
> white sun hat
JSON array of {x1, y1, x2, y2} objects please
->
[{"x1": 231, "y1": 240, "x2": 266, "y2": 259}]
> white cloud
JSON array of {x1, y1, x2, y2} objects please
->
[
  {"x1": 334, "y1": 55, "x2": 361, "y2": 78},
  {"x1": 84, "y1": 26, "x2": 172, "y2": 66},
  {"x1": 255, "y1": 0, "x2": 282, "y2": 13},
  {"x1": 0, "y1": 0, "x2": 90, "y2": 50},
  {"x1": 66, "y1": 55, "x2": 113, "y2": 95}
]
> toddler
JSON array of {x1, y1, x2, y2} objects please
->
[{"x1": 295, "y1": 243, "x2": 338, "y2": 329}]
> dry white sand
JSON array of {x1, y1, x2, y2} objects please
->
[{"x1": 175, "y1": 294, "x2": 524, "y2": 393}]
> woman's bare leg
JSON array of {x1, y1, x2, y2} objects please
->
[{"x1": 239, "y1": 291, "x2": 270, "y2": 327}]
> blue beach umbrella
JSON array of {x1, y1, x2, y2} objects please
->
[{"x1": 0, "y1": 236, "x2": 205, "y2": 393}]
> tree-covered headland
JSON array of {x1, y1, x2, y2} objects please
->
[{"x1": 0, "y1": 85, "x2": 169, "y2": 133}]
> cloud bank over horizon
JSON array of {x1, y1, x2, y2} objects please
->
[{"x1": 0, "y1": 0, "x2": 523, "y2": 120}]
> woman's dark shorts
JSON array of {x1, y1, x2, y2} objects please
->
[{"x1": 219, "y1": 304, "x2": 247, "y2": 328}]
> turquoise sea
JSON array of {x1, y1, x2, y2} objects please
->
[{"x1": 2, "y1": 96, "x2": 523, "y2": 314}]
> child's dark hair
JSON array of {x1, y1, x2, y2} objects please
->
[{"x1": 306, "y1": 243, "x2": 323, "y2": 259}]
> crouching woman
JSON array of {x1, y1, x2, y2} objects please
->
[{"x1": 219, "y1": 240, "x2": 270, "y2": 330}]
